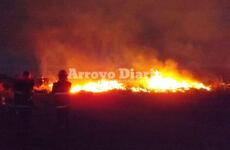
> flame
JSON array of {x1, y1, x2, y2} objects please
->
[
  {"x1": 138, "y1": 70, "x2": 211, "y2": 92},
  {"x1": 69, "y1": 70, "x2": 210, "y2": 93},
  {"x1": 70, "y1": 80, "x2": 125, "y2": 93}
]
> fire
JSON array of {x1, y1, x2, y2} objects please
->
[
  {"x1": 69, "y1": 70, "x2": 210, "y2": 93},
  {"x1": 70, "y1": 80, "x2": 125, "y2": 93},
  {"x1": 139, "y1": 70, "x2": 211, "y2": 92}
]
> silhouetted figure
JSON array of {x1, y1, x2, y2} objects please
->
[
  {"x1": 52, "y1": 70, "x2": 71, "y2": 150},
  {"x1": 52, "y1": 70, "x2": 71, "y2": 107},
  {"x1": 52, "y1": 70, "x2": 71, "y2": 93},
  {"x1": 13, "y1": 71, "x2": 34, "y2": 150},
  {"x1": 52, "y1": 69, "x2": 71, "y2": 127},
  {"x1": 14, "y1": 71, "x2": 34, "y2": 106},
  {"x1": 52, "y1": 70, "x2": 71, "y2": 124}
]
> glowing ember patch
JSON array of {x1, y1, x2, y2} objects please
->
[{"x1": 70, "y1": 80, "x2": 125, "y2": 93}]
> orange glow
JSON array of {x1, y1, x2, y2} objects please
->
[
  {"x1": 70, "y1": 80, "x2": 125, "y2": 93},
  {"x1": 69, "y1": 70, "x2": 210, "y2": 93},
  {"x1": 138, "y1": 70, "x2": 211, "y2": 92}
]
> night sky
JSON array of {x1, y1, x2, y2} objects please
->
[{"x1": 0, "y1": 0, "x2": 229, "y2": 80}]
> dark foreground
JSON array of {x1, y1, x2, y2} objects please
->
[{"x1": 0, "y1": 90, "x2": 230, "y2": 150}]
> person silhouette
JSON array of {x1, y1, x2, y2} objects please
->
[
  {"x1": 14, "y1": 71, "x2": 34, "y2": 106},
  {"x1": 52, "y1": 70, "x2": 72, "y2": 129},
  {"x1": 13, "y1": 71, "x2": 34, "y2": 149},
  {"x1": 52, "y1": 70, "x2": 71, "y2": 93}
]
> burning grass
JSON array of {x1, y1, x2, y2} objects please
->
[{"x1": 69, "y1": 70, "x2": 211, "y2": 94}]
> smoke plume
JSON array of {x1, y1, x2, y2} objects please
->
[{"x1": 0, "y1": 0, "x2": 229, "y2": 81}]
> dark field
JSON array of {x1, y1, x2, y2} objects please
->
[{"x1": 0, "y1": 91, "x2": 230, "y2": 150}]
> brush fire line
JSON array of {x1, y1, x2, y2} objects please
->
[{"x1": 38, "y1": 70, "x2": 210, "y2": 93}]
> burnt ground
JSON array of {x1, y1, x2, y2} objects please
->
[{"x1": 0, "y1": 90, "x2": 230, "y2": 150}]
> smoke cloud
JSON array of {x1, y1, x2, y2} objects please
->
[{"x1": 0, "y1": 0, "x2": 229, "y2": 81}]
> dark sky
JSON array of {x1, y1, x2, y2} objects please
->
[{"x1": 0, "y1": 0, "x2": 229, "y2": 80}]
